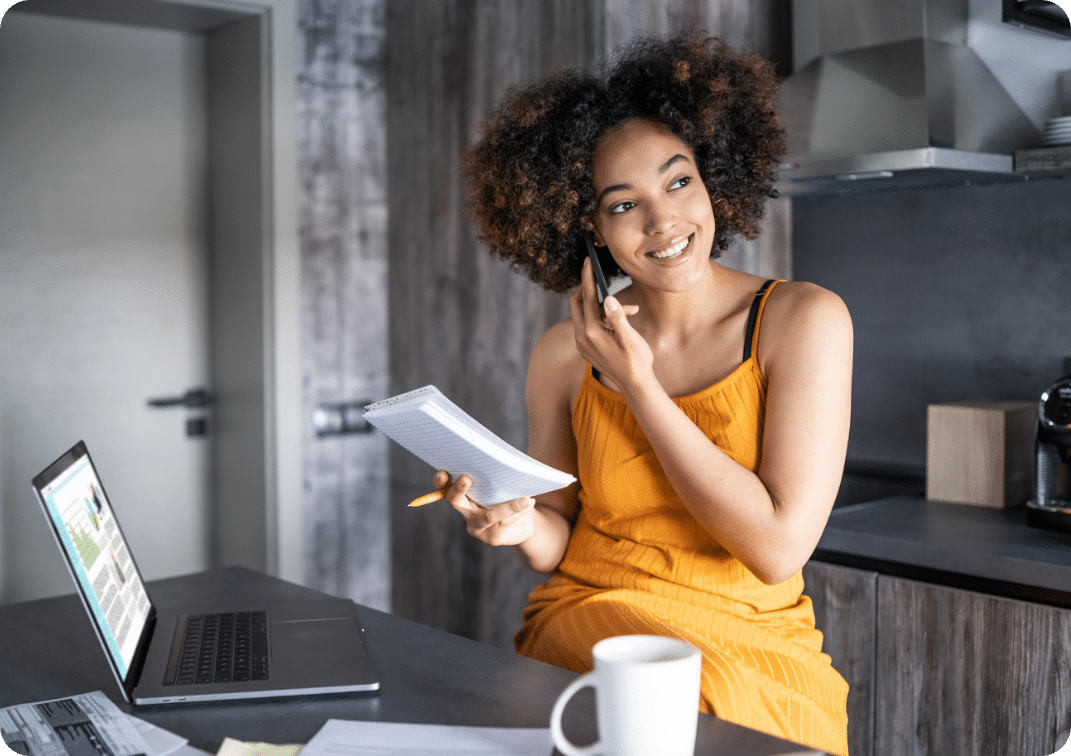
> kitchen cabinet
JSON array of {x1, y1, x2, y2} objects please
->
[
  {"x1": 875, "y1": 575, "x2": 1071, "y2": 756},
  {"x1": 803, "y1": 561, "x2": 878, "y2": 756},
  {"x1": 804, "y1": 561, "x2": 1071, "y2": 755}
]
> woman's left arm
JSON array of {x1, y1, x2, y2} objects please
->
[{"x1": 587, "y1": 276, "x2": 853, "y2": 585}]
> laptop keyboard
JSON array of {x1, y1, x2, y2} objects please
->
[{"x1": 166, "y1": 611, "x2": 269, "y2": 685}]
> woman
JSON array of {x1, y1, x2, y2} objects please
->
[{"x1": 436, "y1": 30, "x2": 852, "y2": 755}]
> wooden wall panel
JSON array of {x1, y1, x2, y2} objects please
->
[
  {"x1": 876, "y1": 575, "x2": 1071, "y2": 755},
  {"x1": 385, "y1": 0, "x2": 599, "y2": 649},
  {"x1": 803, "y1": 561, "x2": 878, "y2": 756},
  {"x1": 604, "y1": 0, "x2": 792, "y2": 75}
]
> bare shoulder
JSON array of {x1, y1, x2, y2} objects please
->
[
  {"x1": 756, "y1": 280, "x2": 853, "y2": 373},
  {"x1": 527, "y1": 318, "x2": 587, "y2": 413}
]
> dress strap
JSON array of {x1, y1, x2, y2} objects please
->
[{"x1": 742, "y1": 279, "x2": 781, "y2": 362}]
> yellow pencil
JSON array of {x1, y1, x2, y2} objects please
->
[{"x1": 408, "y1": 489, "x2": 447, "y2": 507}]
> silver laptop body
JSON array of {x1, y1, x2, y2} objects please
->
[{"x1": 32, "y1": 441, "x2": 380, "y2": 705}]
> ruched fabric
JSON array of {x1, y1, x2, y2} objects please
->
[{"x1": 515, "y1": 281, "x2": 849, "y2": 755}]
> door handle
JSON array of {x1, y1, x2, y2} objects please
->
[
  {"x1": 147, "y1": 388, "x2": 212, "y2": 409},
  {"x1": 147, "y1": 388, "x2": 211, "y2": 437}
]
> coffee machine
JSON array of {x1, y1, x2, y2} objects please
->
[{"x1": 1026, "y1": 377, "x2": 1071, "y2": 531}]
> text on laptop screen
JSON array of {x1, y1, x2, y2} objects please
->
[{"x1": 40, "y1": 453, "x2": 151, "y2": 677}]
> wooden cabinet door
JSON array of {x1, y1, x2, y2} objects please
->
[
  {"x1": 803, "y1": 561, "x2": 879, "y2": 756},
  {"x1": 875, "y1": 575, "x2": 1071, "y2": 755}
]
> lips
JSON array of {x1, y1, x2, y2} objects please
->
[{"x1": 647, "y1": 234, "x2": 692, "y2": 260}]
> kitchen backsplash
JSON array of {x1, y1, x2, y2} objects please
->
[{"x1": 794, "y1": 178, "x2": 1071, "y2": 470}]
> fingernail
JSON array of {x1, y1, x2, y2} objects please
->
[{"x1": 605, "y1": 296, "x2": 619, "y2": 312}]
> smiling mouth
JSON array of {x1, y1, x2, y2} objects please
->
[{"x1": 647, "y1": 234, "x2": 692, "y2": 260}]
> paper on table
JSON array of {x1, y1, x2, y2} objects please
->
[
  {"x1": 0, "y1": 691, "x2": 152, "y2": 756},
  {"x1": 126, "y1": 714, "x2": 192, "y2": 756},
  {"x1": 301, "y1": 719, "x2": 552, "y2": 756},
  {"x1": 122, "y1": 715, "x2": 212, "y2": 756},
  {"x1": 215, "y1": 738, "x2": 303, "y2": 756}
]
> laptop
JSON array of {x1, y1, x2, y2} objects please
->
[{"x1": 32, "y1": 440, "x2": 380, "y2": 705}]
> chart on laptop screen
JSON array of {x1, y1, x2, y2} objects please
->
[{"x1": 41, "y1": 456, "x2": 151, "y2": 676}]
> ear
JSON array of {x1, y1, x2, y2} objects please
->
[{"x1": 591, "y1": 228, "x2": 607, "y2": 248}]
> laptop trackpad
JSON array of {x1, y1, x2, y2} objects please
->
[{"x1": 271, "y1": 618, "x2": 368, "y2": 680}]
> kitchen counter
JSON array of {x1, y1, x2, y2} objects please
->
[{"x1": 813, "y1": 496, "x2": 1071, "y2": 608}]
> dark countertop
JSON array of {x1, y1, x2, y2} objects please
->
[
  {"x1": 813, "y1": 496, "x2": 1071, "y2": 608},
  {"x1": 0, "y1": 567, "x2": 811, "y2": 756}
]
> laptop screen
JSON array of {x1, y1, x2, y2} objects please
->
[{"x1": 36, "y1": 447, "x2": 152, "y2": 679}]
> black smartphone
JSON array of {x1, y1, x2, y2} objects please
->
[{"x1": 585, "y1": 237, "x2": 610, "y2": 307}]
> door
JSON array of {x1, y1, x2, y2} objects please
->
[{"x1": 0, "y1": 12, "x2": 212, "y2": 602}]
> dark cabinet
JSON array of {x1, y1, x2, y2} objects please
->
[
  {"x1": 803, "y1": 561, "x2": 878, "y2": 756},
  {"x1": 804, "y1": 561, "x2": 1071, "y2": 755},
  {"x1": 875, "y1": 575, "x2": 1071, "y2": 756}
]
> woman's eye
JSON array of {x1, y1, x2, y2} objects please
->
[
  {"x1": 609, "y1": 201, "x2": 634, "y2": 215},
  {"x1": 670, "y1": 176, "x2": 691, "y2": 190}
]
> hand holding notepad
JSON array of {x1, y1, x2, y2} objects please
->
[{"x1": 363, "y1": 386, "x2": 576, "y2": 507}]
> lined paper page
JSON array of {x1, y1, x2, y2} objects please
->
[{"x1": 364, "y1": 386, "x2": 574, "y2": 506}]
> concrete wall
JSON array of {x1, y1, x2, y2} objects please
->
[
  {"x1": 297, "y1": 0, "x2": 390, "y2": 611},
  {"x1": 794, "y1": 178, "x2": 1071, "y2": 469}
]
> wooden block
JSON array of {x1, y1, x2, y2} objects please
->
[{"x1": 926, "y1": 400, "x2": 1037, "y2": 508}]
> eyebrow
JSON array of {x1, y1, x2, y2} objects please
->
[{"x1": 596, "y1": 154, "x2": 692, "y2": 206}]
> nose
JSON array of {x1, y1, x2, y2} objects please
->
[{"x1": 644, "y1": 198, "x2": 679, "y2": 234}]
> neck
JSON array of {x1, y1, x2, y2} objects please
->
[{"x1": 628, "y1": 260, "x2": 724, "y2": 343}]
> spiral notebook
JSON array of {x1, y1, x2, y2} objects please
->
[{"x1": 363, "y1": 386, "x2": 575, "y2": 506}]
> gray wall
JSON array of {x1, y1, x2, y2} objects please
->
[
  {"x1": 793, "y1": 179, "x2": 1071, "y2": 470},
  {"x1": 0, "y1": 12, "x2": 212, "y2": 602}
]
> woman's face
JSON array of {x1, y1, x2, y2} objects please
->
[{"x1": 590, "y1": 118, "x2": 716, "y2": 294}]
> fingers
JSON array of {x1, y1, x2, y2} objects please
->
[
  {"x1": 472, "y1": 497, "x2": 536, "y2": 546},
  {"x1": 443, "y1": 473, "x2": 477, "y2": 510},
  {"x1": 602, "y1": 295, "x2": 627, "y2": 338},
  {"x1": 456, "y1": 494, "x2": 538, "y2": 547},
  {"x1": 435, "y1": 469, "x2": 536, "y2": 545}
]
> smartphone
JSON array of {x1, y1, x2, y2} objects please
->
[{"x1": 585, "y1": 237, "x2": 610, "y2": 307}]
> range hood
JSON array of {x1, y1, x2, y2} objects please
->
[{"x1": 777, "y1": 0, "x2": 1045, "y2": 196}]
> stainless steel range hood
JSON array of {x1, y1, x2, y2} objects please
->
[{"x1": 777, "y1": 0, "x2": 1044, "y2": 196}]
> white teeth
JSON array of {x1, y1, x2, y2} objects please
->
[{"x1": 649, "y1": 236, "x2": 690, "y2": 259}]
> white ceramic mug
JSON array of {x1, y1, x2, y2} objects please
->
[{"x1": 550, "y1": 635, "x2": 702, "y2": 756}]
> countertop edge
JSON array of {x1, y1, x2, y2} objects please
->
[{"x1": 814, "y1": 497, "x2": 1071, "y2": 609}]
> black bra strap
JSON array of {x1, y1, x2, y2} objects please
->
[
  {"x1": 742, "y1": 279, "x2": 776, "y2": 361},
  {"x1": 592, "y1": 278, "x2": 777, "y2": 383}
]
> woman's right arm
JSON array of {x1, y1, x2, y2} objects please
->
[{"x1": 438, "y1": 321, "x2": 582, "y2": 574}]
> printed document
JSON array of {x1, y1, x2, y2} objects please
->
[
  {"x1": 0, "y1": 691, "x2": 151, "y2": 756},
  {"x1": 301, "y1": 719, "x2": 552, "y2": 756}
]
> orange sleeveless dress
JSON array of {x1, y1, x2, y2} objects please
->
[{"x1": 515, "y1": 281, "x2": 849, "y2": 755}]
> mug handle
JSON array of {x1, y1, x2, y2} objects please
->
[{"x1": 550, "y1": 672, "x2": 601, "y2": 756}]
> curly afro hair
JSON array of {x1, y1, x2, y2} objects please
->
[{"x1": 461, "y1": 29, "x2": 786, "y2": 294}]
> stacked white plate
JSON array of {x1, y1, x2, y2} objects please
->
[{"x1": 1041, "y1": 116, "x2": 1071, "y2": 147}]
